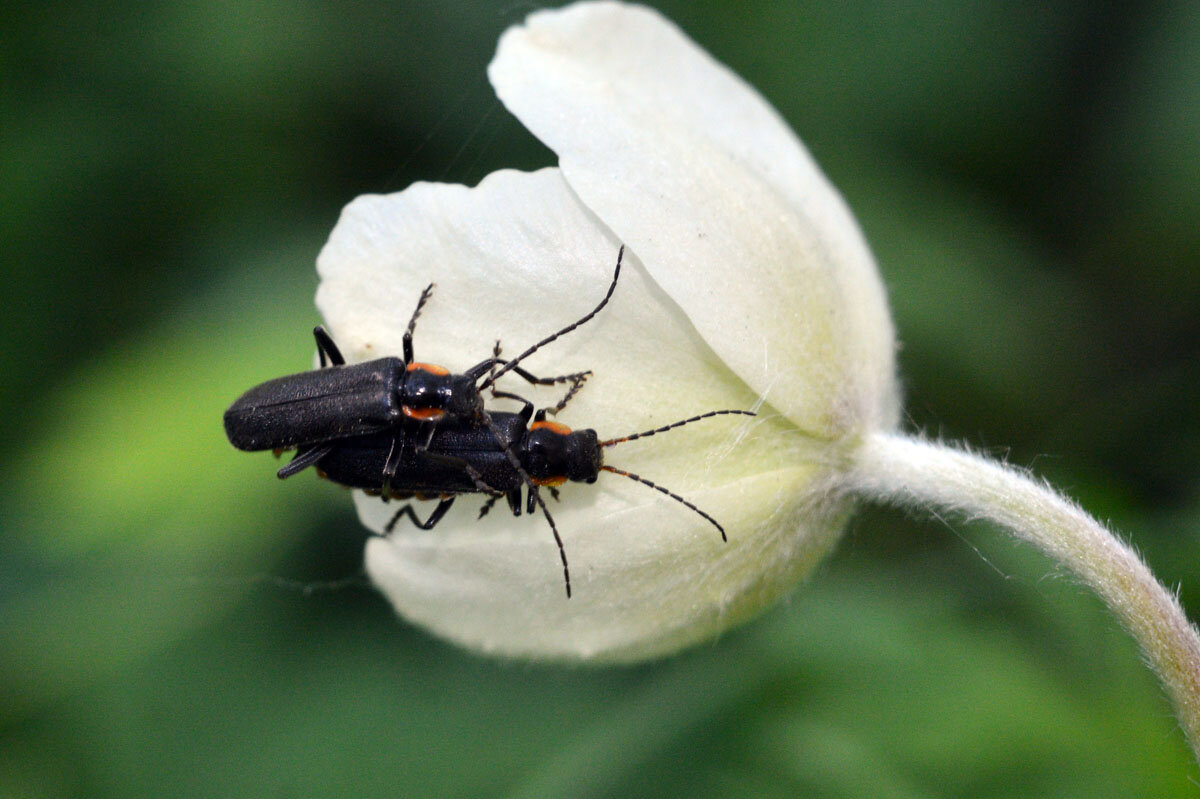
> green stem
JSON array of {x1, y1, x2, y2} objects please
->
[{"x1": 847, "y1": 432, "x2": 1200, "y2": 761}]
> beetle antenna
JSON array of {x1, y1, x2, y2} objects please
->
[
  {"x1": 407, "y1": 283, "x2": 435, "y2": 335},
  {"x1": 600, "y1": 465, "x2": 728, "y2": 542},
  {"x1": 480, "y1": 411, "x2": 572, "y2": 597},
  {"x1": 528, "y1": 488, "x2": 571, "y2": 598},
  {"x1": 600, "y1": 409, "x2": 755, "y2": 448},
  {"x1": 479, "y1": 245, "x2": 623, "y2": 390}
]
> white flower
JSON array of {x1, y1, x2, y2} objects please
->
[
  {"x1": 309, "y1": 0, "x2": 1200, "y2": 768},
  {"x1": 314, "y1": 1, "x2": 898, "y2": 661}
]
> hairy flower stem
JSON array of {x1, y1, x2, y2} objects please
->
[{"x1": 846, "y1": 432, "x2": 1200, "y2": 761}]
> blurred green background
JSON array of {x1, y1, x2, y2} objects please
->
[{"x1": 3, "y1": 1, "x2": 1199, "y2": 796}]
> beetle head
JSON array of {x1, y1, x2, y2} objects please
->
[{"x1": 523, "y1": 422, "x2": 601, "y2": 484}]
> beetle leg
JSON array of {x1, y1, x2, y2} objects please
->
[
  {"x1": 490, "y1": 390, "x2": 534, "y2": 426},
  {"x1": 313, "y1": 326, "x2": 345, "y2": 367},
  {"x1": 418, "y1": 421, "x2": 436, "y2": 452},
  {"x1": 543, "y1": 372, "x2": 589, "y2": 416},
  {"x1": 511, "y1": 366, "x2": 591, "y2": 388},
  {"x1": 477, "y1": 494, "x2": 501, "y2": 519},
  {"x1": 489, "y1": 341, "x2": 503, "y2": 398},
  {"x1": 381, "y1": 435, "x2": 404, "y2": 499},
  {"x1": 506, "y1": 489, "x2": 522, "y2": 517},
  {"x1": 277, "y1": 444, "x2": 333, "y2": 479},
  {"x1": 379, "y1": 419, "x2": 436, "y2": 498},
  {"x1": 384, "y1": 497, "x2": 455, "y2": 533},
  {"x1": 526, "y1": 485, "x2": 542, "y2": 515},
  {"x1": 466, "y1": 353, "x2": 590, "y2": 385}
]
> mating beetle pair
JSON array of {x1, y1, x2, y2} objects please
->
[
  {"x1": 223, "y1": 247, "x2": 755, "y2": 596},
  {"x1": 224, "y1": 249, "x2": 614, "y2": 489}
]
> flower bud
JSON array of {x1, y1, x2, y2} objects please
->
[{"x1": 315, "y1": 1, "x2": 898, "y2": 661}]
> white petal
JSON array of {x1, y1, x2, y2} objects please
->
[
  {"x1": 315, "y1": 167, "x2": 620, "y2": 377},
  {"x1": 360, "y1": 465, "x2": 849, "y2": 662},
  {"x1": 316, "y1": 167, "x2": 848, "y2": 659},
  {"x1": 316, "y1": 167, "x2": 749, "y2": 436},
  {"x1": 490, "y1": 1, "x2": 898, "y2": 437}
]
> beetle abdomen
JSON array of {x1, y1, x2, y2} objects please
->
[
  {"x1": 316, "y1": 411, "x2": 529, "y2": 494},
  {"x1": 224, "y1": 359, "x2": 405, "y2": 450}
]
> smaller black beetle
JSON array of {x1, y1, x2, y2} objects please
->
[{"x1": 313, "y1": 390, "x2": 755, "y2": 597}]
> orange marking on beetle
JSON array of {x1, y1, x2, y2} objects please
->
[
  {"x1": 530, "y1": 420, "x2": 572, "y2": 436},
  {"x1": 532, "y1": 475, "x2": 567, "y2": 487},
  {"x1": 402, "y1": 406, "x2": 447, "y2": 421},
  {"x1": 406, "y1": 362, "x2": 449, "y2": 376}
]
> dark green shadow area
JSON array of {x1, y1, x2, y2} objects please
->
[{"x1": 3, "y1": 1, "x2": 1198, "y2": 796}]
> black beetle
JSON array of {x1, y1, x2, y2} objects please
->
[
  {"x1": 312, "y1": 389, "x2": 755, "y2": 597},
  {"x1": 223, "y1": 248, "x2": 624, "y2": 483}
]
